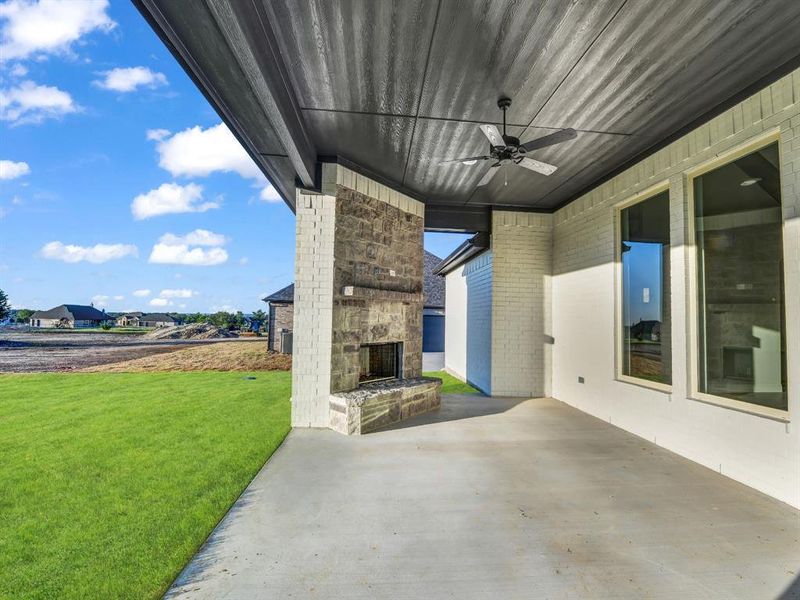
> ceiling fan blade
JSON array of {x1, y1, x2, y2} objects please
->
[
  {"x1": 518, "y1": 157, "x2": 558, "y2": 176},
  {"x1": 479, "y1": 124, "x2": 504, "y2": 147},
  {"x1": 521, "y1": 128, "x2": 577, "y2": 152},
  {"x1": 477, "y1": 165, "x2": 499, "y2": 187},
  {"x1": 437, "y1": 155, "x2": 490, "y2": 166}
]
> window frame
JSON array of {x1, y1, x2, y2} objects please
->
[
  {"x1": 685, "y1": 129, "x2": 789, "y2": 422},
  {"x1": 614, "y1": 181, "x2": 673, "y2": 394}
]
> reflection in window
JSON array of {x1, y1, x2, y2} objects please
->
[
  {"x1": 694, "y1": 141, "x2": 786, "y2": 410},
  {"x1": 620, "y1": 191, "x2": 671, "y2": 384}
]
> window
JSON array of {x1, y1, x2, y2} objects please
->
[
  {"x1": 620, "y1": 190, "x2": 671, "y2": 385},
  {"x1": 693, "y1": 141, "x2": 786, "y2": 411}
]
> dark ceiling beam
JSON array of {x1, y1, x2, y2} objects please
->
[
  {"x1": 425, "y1": 204, "x2": 489, "y2": 234},
  {"x1": 206, "y1": 0, "x2": 316, "y2": 187}
]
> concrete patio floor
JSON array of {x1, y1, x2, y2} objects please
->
[{"x1": 166, "y1": 394, "x2": 800, "y2": 599}]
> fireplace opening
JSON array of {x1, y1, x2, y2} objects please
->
[{"x1": 359, "y1": 342, "x2": 402, "y2": 384}]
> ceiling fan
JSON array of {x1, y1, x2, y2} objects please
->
[{"x1": 439, "y1": 97, "x2": 577, "y2": 187}]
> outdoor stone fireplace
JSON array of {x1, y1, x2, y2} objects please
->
[{"x1": 292, "y1": 164, "x2": 441, "y2": 434}]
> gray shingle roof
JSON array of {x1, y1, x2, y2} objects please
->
[
  {"x1": 263, "y1": 283, "x2": 294, "y2": 303},
  {"x1": 140, "y1": 313, "x2": 176, "y2": 322},
  {"x1": 423, "y1": 250, "x2": 445, "y2": 308},
  {"x1": 262, "y1": 252, "x2": 445, "y2": 309},
  {"x1": 30, "y1": 304, "x2": 113, "y2": 321}
]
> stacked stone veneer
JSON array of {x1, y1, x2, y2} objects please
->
[
  {"x1": 292, "y1": 163, "x2": 441, "y2": 432},
  {"x1": 330, "y1": 185, "x2": 424, "y2": 392}
]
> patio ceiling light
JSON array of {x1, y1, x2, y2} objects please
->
[{"x1": 740, "y1": 177, "x2": 761, "y2": 186}]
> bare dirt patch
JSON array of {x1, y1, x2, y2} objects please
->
[
  {"x1": 0, "y1": 330, "x2": 211, "y2": 373},
  {"x1": 81, "y1": 341, "x2": 292, "y2": 373}
]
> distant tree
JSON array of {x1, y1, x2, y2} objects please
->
[
  {"x1": 209, "y1": 311, "x2": 233, "y2": 329},
  {"x1": 15, "y1": 308, "x2": 34, "y2": 323},
  {"x1": 251, "y1": 309, "x2": 267, "y2": 332},
  {"x1": 232, "y1": 311, "x2": 245, "y2": 331},
  {"x1": 0, "y1": 289, "x2": 8, "y2": 321}
]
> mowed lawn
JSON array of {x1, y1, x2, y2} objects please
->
[
  {"x1": 0, "y1": 369, "x2": 472, "y2": 599},
  {"x1": 0, "y1": 371, "x2": 291, "y2": 600}
]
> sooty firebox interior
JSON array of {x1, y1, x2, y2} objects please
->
[{"x1": 359, "y1": 342, "x2": 402, "y2": 384}]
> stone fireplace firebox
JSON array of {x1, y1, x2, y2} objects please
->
[
  {"x1": 292, "y1": 164, "x2": 441, "y2": 434},
  {"x1": 359, "y1": 342, "x2": 402, "y2": 383}
]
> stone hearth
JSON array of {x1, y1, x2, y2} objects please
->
[{"x1": 329, "y1": 377, "x2": 442, "y2": 435}]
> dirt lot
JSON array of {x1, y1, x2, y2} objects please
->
[
  {"x1": 82, "y1": 341, "x2": 292, "y2": 372},
  {"x1": 0, "y1": 330, "x2": 284, "y2": 373}
]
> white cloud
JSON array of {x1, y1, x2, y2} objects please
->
[
  {"x1": 153, "y1": 123, "x2": 262, "y2": 179},
  {"x1": 238, "y1": 257, "x2": 249, "y2": 265},
  {"x1": 149, "y1": 297, "x2": 171, "y2": 307},
  {"x1": 9, "y1": 63, "x2": 26, "y2": 76},
  {"x1": 113, "y1": 295, "x2": 124, "y2": 301},
  {"x1": 94, "y1": 66, "x2": 167, "y2": 93},
  {"x1": 0, "y1": 159, "x2": 30, "y2": 179},
  {"x1": 159, "y1": 288, "x2": 195, "y2": 299},
  {"x1": 0, "y1": 80, "x2": 76, "y2": 124},
  {"x1": 131, "y1": 182, "x2": 220, "y2": 220},
  {"x1": 159, "y1": 229, "x2": 227, "y2": 247},
  {"x1": 0, "y1": 0, "x2": 115, "y2": 62},
  {"x1": 148, "y1": 229, "x2": 228, "y2": 267},
  {"x1": 39, "y1": 241, "x2": 138, "y2": 264},
  {"x1": 151, "y1": 122, "x2": 284, "y2": 204},
  {"x1": 0, "y1": 207, "x2": 7, "y2": 219},
  {"x1": 146, "y1": 128, "x2": 170, "y2": 141},
  {"x1": 91, "y1": 294, "x2": 109, "y2": 308},
  {"x1": 132, "y1": 289, "x2": 151, "y2": 298},
  {"x1": 259, "y1": 184, "x2": 281, "y2": 203}
]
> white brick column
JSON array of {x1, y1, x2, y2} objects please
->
[
  {"x1": 291, "y1": 189, "x2": 336, "y2": 427},
  {"x1": 491, "y1": 211, "x2": 553, "y2": 397}
]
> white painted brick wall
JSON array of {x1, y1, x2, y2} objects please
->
[
  {"x1": 463, "y1": 252, "x2": 493, "y2": 394},
  {"x1": 291, "y1": 190, "x2": 336, "y2": 427},
  {"x1": 444, "y1": 264, "x2": 467, "y2": 381},
  {"x1": 551, "y1": 68, "x2": 800, "y2": 508},
  {"x1": 491, "y1": 212, "x2": 552, "y2": 397}
]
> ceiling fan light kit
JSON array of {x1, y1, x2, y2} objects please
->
[{"x1": 439, "y1": 96, "x2": 577, "y2": 188}]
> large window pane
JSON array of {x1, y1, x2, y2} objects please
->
[
  {"x1": 620, "y1": 191, "x2": 671, "y2": 384},
  {"x1": 694, "y1": 141, "x2": 786, "y2": 411}
]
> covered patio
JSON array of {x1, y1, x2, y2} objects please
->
[{"x1": 166, "y1": 392, "x2": 800, "y2": 599}]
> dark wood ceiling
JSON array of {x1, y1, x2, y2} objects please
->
[{"x1": 137, "y1": 0, "x2": 800, "y2": 221}]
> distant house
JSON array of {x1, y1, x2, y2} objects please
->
[
  {"x1": 116, "y1": 312, "x2": 177, "y2": 328},
  {"x1": 263, "y1": 284, "x2": 294, "y2": 353},
  {"x1": 116, "y1": 312, "x2": 144, "y2": 327},
  {"x1": 630, "y1": 319, "x2": 662, "y2": 342},
  {"x1": 262, "y1": 251, "x2": 446, "y2": 355},
  {"x1": 29, "y1": 305, "x2": 114, "y2": 328}
]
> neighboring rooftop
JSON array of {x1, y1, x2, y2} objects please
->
[
  {"x1": 140, "y1": 313, "x2": 176, "y2": 322},
  {"x1": 30, "y1": 305, "x2": 113, "y2": 321},
  {"x1": 423, "y1": 250, "x2": 445, "y2": 309},
  {"x1": 263, "y1": 284, "x2": 295, "y2": 304}
]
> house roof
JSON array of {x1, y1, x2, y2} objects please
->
[
  {"x1": 30, "y1": 304, "x2": 113, "y2": 321},
  {"x1": 262, "y1": 253, "x2": 445, "y2": 308},
  {"x1": 140, "y1": 313, "x2": 176, "y2": 322},
  {"x1": 263, "y1": 284, "x2": 295, "y2": 304},
  {"x1": 120, "y1": 312, "x2": 144, "y2": 318},
  {"x1": 423, "y1": 251, "x2": 445, "y2": 309}
]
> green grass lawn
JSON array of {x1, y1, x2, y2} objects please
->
[
  {"x1": 424, "y1": 370, "x2": 479, "y2": 395},
  {"x1": 0, "y1": 368, "x2": 474, "y2": 599},
  {"x1": 0, "y1": 371, "x2": 291, "y2": 600}
]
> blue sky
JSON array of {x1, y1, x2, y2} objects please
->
[{"x1": 0, "y1": 0, "x2": 468, "y2": 313}]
